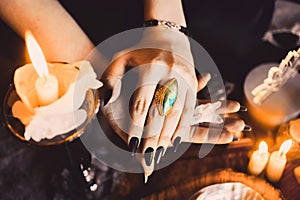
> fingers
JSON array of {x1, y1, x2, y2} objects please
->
[
  {"x1": 215, "y1": 100, "x2": 240, "y2": 114},
  {"x1": 187, "y1": 117, "x2": 246, "y2": 144},
  {"x1": 135, "y1": 103, "x2": 162, "y2": 182},
  {"x1": 185, "y1": 126, "x2": 233, "y2": 144},
  {"x1": 223, "y1": 118, "x2": 245, "y2": 133},
  {"x1": 171, "y1": 88, "x2": 197, "y2": 151},
  {"x1": 142, "y1": 73, "x2": 194, "y2": 164},
  {"x1": 104, "y1": 78, "x2": 122, "y2": 105},
  {"x1": 135, "y1": 149, "x2": 155, "y2": 183},
  {"x1": 155, "y1": 95, "x2": 183, "y2": 156},
  {"x1": 128, "y1": 83, "x2": 157, "y2": 150},
  {"x1": 197, "y1": 99, "x2": 246, "y2": 114},
  {"x1": 101, "y1": 97, "x2": 129, "y2": 142},
  {"x1": 142, "y1": 103, "x2": 164, "y2": 164},
  {"x1": 128, "y1": 64, "x2": 167, "y2": 151},
  {"x1": 197, "y1": 73, "x2": 211, "y2": 92},
  {"x1": 101, "y1": 56, "x2": 126, "y2": 105},
  {"x1": 216, "y1": 100, "x2": 247, "y2": 114},
  {"x1": 142, "y1": 77, "x2": 184, "y2": 164}
]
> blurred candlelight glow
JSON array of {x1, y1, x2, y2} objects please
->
[
  {"x1": 25, "y1": 31, "x2": 48, "y2": 77},
  {"x1": 25, "y1": 31, "x2": 59, "y2": 106},
  {"x1": 248, "y1": 140, "x2": 270, "y2": 176},
  {"x1": 266, "y1": 139, "x2": 293, "y2": 182},
  {"x1": 279, "y1": 139, "x2": 293, "y2": 155},
  {"x1": 259, "y1": 141, "x2": 268, "y2": 154}
]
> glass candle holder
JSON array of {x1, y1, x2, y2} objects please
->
[
  {"x1": 2, "y1": 82, "x2": 105, "y2": 197},
  {"x1": 2, "y1": 83, "x2": 99, "y2": 146}
]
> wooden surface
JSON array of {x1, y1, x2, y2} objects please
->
[
  {"x1": 141, "y1": 169, "x2": 282, "y2": 200},
  {"x1": 124, "y1": 139, "x2": 300, "y2": 200}
]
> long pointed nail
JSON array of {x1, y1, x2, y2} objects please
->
[
  {"x1": 144, "y1": 173, "x2": 149, "y2": 184},
  {"x1": 129, "y1": 137, "x2": 139, "y2": 156},
  {"x1": 155, "y1": 146, "x2": 164, "y2": 164},
  {"x1": 173, "y1": 137, "x2": 181, "y2": 152},
  {"x1": 102, "y1": 87, "x2": 112, "y2": 107},
  {"x1": 239, "y1": 105, "x2": 248, "y2": 112},
  {"x1": 108, "y1": 79, "x2": 122, "y2": 104},
  {"x1": 144, "y1": 148, "x2": 154, "y2": 166},
  {"x1": 203, "y1": 73, "x2": 211, "y2": 83},
  {"x1": 243, "y1": 125, "x2": 252, "y2": 132},
  {"x1": 232, "y1": 135, "x2": 239, "y2": 142}
]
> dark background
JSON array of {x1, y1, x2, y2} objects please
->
[{"x1": 0, "y1": 0, "x2": 299, "y2": 199}]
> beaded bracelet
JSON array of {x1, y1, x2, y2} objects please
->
[{"x1": 143, "y1": 19, "x2": 190, "y2": 36}]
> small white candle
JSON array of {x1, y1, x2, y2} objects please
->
[
  {"x1": 26, "y1": 32, "x2": 59, "y2": 106},
  {"x1": 248, "y1": 141, "x2": 270, "y2": 176},
  {"x1": 266, "y1": 139, "x2": 293, "y2": 182}
]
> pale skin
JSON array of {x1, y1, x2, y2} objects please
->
[
  {"x1": 0, "y1": 0, "x2": 94, "y2": 63},
  {"x1": 102, "y1": 0, "x2": 246, "y2": 180},
  {"x1": 0, "y1": 0, "x2": 246, "y2": 179}
]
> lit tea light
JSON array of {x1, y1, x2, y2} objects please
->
[
  {"x1": 25, "y1": 32, "x2": 59, "y2": 106},
  {"x1": 266, "y1": 139, "x2": 293, "y2": 182},
  {"x1": 248, "y1": 141, "x2": 270, "y2": 176}
]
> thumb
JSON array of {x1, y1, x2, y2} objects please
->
[
  {"x1": 197, "y1": 73, "x2": 211, "y2": 92},
  {"x1": 101, "y1": 56, "x2": 126, "y2": 106}
]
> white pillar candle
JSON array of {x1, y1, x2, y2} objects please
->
[
  {"x1": 26, "y1": 32, "x2": 59, "y2": 106},
  {"x1": 248, "y1": 141, "x2": 270, "y2": 176},
  {"x1": 266, "y1": 139, "x2": 293, "y2": 182},
  {"x1": 34, "y1": 74, "x2": 59, "y2": 106}
]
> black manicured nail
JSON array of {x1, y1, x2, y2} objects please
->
[
  {"x1": 144, "y1": 148, "x2": 154, "y2": 166},
  {"x1": 173, "y1": 137, "x2": 181, "y2": 153},
  {"x1": 103, "y1": 89, "x2": 112, "y2": 107},
  {"x1": 232, "y1": 135, "x2": 239, "y2": 142},
  {"x1": 100, "y1": 85, "x2": 112, "y2": 107},
  {"x1": 239, "y1": 105, "x2": 248, "y2": 112},
  {"x1": 129, "y1": 137, "x2": 139, "y2": 156},
  {"x1": 155, "y1": 146, "x2": 164, "y2": 164},
  {"x1": 243, "y1": 124, "x2": 252, "y2": 132}
]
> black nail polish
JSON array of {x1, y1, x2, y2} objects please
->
[
  {"x1": 243, "y1": 125, "x2": 252, "y2": 132},
  {"x1": 103, "y1": 90, "x2": 112, "y2": 107},
  {"x1": 232, "y1": 135, "x2": 239, "y2": 142},
  {"x1": 144, "y1": 148, "x2": 154, "y2": 166},
  {"x1": 100, "y1": 85, "x2": 112, "y2": 107},
  {"x1": 155, "y1": 146, "x2": 164, "y2": 164},
  {"x1": 129, "y1": 137, "x2": 139, "y2": 156},
  {"x1": 173, "y1": 137, "x2": 181, "y2": 152},
  {"x1": 239, "y1": 105, "x2": 248, "y2": 112}
]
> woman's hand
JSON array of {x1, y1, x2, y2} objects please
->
[
  {"x1": 101, "y1": 26, "x2": 197, "y2": 156},
  {"x1": 100, "y1": 0, "x2": 248, "y2": 181},
  {"x1": 101, "y1": 63, "x2": 247, "y2": 181}
]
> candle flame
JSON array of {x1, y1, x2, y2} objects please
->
[
  {"x1": 279, "y1": 139, "x2": 293, "y2": 155},
  {"x1": 258, "y1": 141, "x2": 268, "y2": 153},
  {"x1": 25, "y1": 31, "x2": 48, "y2": 77}
]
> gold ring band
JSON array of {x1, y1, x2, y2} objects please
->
[{"x1": 154, "y1": 78, "x2": 178, "y2": 116}]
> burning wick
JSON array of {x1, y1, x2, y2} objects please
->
[
  {"x1": 248, "y1": 141, "x2": 270, "y2": 176},
  {"x1": 266, "y1": 139, "x2": 293, "y2": 182},
  {"x1": 25, "y1": 32, "x2": 59, "y2": 106}
]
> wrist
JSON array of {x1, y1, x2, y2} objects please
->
[
  {"x1": 139, "y1": 27, "x2": 193, "y2": 65},
  {"x1": 143, "y1": 19, "x2": 189, "y2": 36},
  {"x1": 144, "y1": 0, "x2": 187, "y2": 27}
]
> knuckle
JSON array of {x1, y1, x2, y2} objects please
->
[
  {"x1": 144, "y1": 135, "x2": 159, "y2": 142},
  {"x1": 169, "y1": 107, "x2": 181, "y2": 117},
  {"x1": 133, "y1": 97, "x2": 148, "y2": 115},
  {"x1": 183, "y1": 106, "x2": 194, "y2": 114},
  {"x1": 151, "y1": 51, "x2": 176, "y2": 67},
  {"x1": 158, "y1": 135, "x2": 173, "y2": 146}
]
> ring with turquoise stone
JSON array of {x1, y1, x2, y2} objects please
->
[{"x1": 154, "y1": 78, "x2": 178, "y2": 116}]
